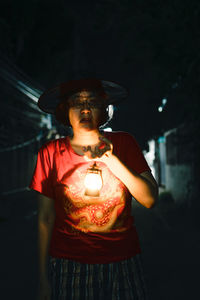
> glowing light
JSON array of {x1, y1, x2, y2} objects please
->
[
  {"x1": 143, "y1": 139, "x2": 156, "y2": 179},
  {"x1": 16, "y1": 81, "x2": 41, "y2": 102},
  {"x1": 84, "y1": 172, "x2": 103, "y2": 190},
  {"x1": 84, "y1": 163, "x2": 103, "y2": 196},
  {"x1": 162, "y1": 98, "x2": 167, "y2": 105},
  {"x1": 158, "y1": 98, "x2": 167, "y2": 112},
  {"x1": 158, "y1": 136, "x2": 165, "y2": 143},
  {"x1": 103, "y1": 127, "x2": 112, "y2": 132}
]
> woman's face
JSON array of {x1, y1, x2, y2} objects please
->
[{"x1": 68, "y1": 91, "x2": 104, "y2": 131}]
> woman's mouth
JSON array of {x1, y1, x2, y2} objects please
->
[{"x1": 80, "y1": 117, "x2": 92, "y2": 123}]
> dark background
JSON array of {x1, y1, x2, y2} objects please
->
[
  {"x1": 0, "y1": 1, "x2": 200, "y2": 299},
  {"x1": 1, "y1": 0, "x2": 200, "y2": 147}
]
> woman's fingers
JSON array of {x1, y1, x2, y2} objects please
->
[
  {"x1": 94, "y1": 143, "x2": 110, "y2": 158},
  {"x1": 99, "y1": 136, "x2": 112, "y2": 146}
]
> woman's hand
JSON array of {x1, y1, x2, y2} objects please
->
[{"x1": 82, "y1": 136, "x2": 113, "y2": 164}]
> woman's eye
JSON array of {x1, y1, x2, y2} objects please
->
[
  {"x1": 89, "y1": 103, "x2": 96, "y2": 108},
  {"x1": 70, "y1": 101, "x2": 82, "y2": 108},
  {"x1": 69, "y1": 100, "x2": 102, "y2": 109},
  {"x1": 90, "y1": 102, "x2": 101, "y2": 108}
]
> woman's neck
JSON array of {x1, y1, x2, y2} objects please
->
[{"x1": 70, "y1": 129, "x2": 103, "y2": 146}]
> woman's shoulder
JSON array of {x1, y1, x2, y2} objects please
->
[
  {"x1": 39, "y1": 136, "x2": 68, "y2": 153},
  {"x1": 103, "y1": 130, "x2": 136, "y2": 141}
]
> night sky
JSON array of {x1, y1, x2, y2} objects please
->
[{"x1": 1, "y1": 0, "x2": 200, "y2": 148}]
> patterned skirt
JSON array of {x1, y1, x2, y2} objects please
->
[{"x1": 48, "y1": 254, "x2": 149, "y2": 300}]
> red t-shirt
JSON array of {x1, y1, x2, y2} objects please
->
[{"x1": 29, "y1": 131, "x2": 151, "y2": 264}]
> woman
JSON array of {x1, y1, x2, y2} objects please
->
[{"x1": 30, "y1": 78, "x2": 158, "y2": 300}]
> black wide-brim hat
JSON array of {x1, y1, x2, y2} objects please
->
[{"x1": 38, "y1": 78, "x2": 129, "y2": 114}]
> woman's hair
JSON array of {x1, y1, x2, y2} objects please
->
[{"x1": 55, "y1": 96, "x2": 114, "y2": 128}]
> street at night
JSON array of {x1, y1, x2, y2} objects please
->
[{"x1": 0, "y1": 1, "x2": 200, "y2": 299}]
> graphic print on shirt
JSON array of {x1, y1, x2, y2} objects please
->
[{"x1": 57, "y1": 162, "x2": 129, "y2": 233}]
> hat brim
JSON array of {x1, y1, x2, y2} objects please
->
[{"x1": 38, "y1": 79, "x2": 129, "y2": 114}]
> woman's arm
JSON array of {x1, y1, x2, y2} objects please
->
[
  {"x1": 105, "y1": 155, "x2": 158, "y2": 208},
  {"x1": 37, "y1": 193, "x2": 55, "y2": 299},
  {"x1": 83, "y1": 136, "x2": 158, "y2": 209}
]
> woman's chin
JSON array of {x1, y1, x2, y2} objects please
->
[{"x1": 80, "y1": 123, "x2": 94, "y2": 130}]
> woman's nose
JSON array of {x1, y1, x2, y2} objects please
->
[{"x1": 81, "y1": 102, "x2": 91, "y2": 112}]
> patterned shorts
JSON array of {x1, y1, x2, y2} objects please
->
[{"x1": 48, "y1": 254, "x2": 149, "y2": 300}]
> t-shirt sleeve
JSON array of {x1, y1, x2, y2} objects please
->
[
  {"x1": 122, "y1": 132, "x2": 151, "y2": 174},
  {"x1": 29, "y1": 144, "x2": 54, "y2": 199}
]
